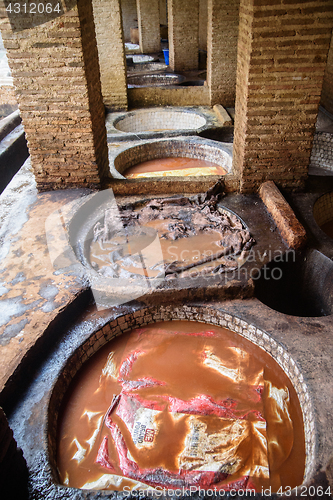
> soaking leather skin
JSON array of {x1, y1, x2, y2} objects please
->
[
  {"x1": 124, "y1": 157, "x2": 227, "y2": 178},
  {"x1": 57, "y1": 322, "x2": 305, "y2": 493}
]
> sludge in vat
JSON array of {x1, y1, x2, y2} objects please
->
[
  {"x1": 313, "y1": 192, "x2": 333, "y2": 239},
  {"x1": 56, "y1": 321, "x2": 305, "y2": 493},
  {"x1": 89, "y1": 193, "x2": 253, "y2": 281}
]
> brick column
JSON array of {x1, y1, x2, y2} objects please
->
[
  {"x1": 233, "y1": 0, "x2": 333, "y2": 193},
  {"x1": 0, "y1": 1, "x2": 109, "y2": 191},
  {"x1": 160, "y1": 0, "x2": 167, "y2": 26},
  {"x1": 121, "y1": 0, "x2": 138, "y2": 42},
  {"x1": 321, "y1": 34, "x2": 333, "y2": 116},
  {"x1": 168, "y1": 0, "x2": 199, "y2": 71},
  {"x1": 207, "y1": 0, "x2": 240, "y2": 107},
  {"x1": 199, "y1": 0, "x2": 208, "y2": 51},
  {"x1": 136, "y1": 0, "x2": 160, "y2": 53},
  {"x1": 92, "y1": 0, "x2": 128, "y2": 111}
]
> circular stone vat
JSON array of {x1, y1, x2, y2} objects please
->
[
  {"x1": 112, "y1": 138, "x2": 231, "y2": 179},
  {"x1": 255, "y1": 249, "x2": 333, "y2": 317},
  {"x1": 127, "y1": 73, "x2": 186, "y2": 88},
  {"x1": 114, "y1": 109, "x2": 207, "y2": 135},
  {"x1": 52, "y1": 317, "x2": 306, "y2": 493},
  {"x1": 313, "y1": 192, "x2": 333, "y2": 239}
]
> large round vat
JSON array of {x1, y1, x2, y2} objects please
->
[
  {"x1": 49, "y1": 312, "x2": 310, "y2": 494},
  {"x1": 113, "y1": 109, "x2": 206, "y2": 134},
  {"x1": 111, "y1": 138, "x2": 232, "y2": 180},
  {"x1": 127, "y1": 73, "x2": 186, "y2": 88}
]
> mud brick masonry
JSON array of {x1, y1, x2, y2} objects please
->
[
  {"x1": 137, "y1": 0, "x2": 160, "y2": 54},
  {"x1": 168, "y1": 0, "x2": 199, "y2": 72},
  {"x1": 0, "y1": 0, "x2": 109, "y2": 191},
  {"x1": 93, "y1": 0, "x2": 128, "y2": 111},
  {"x1": 233, "y1": 0, "x2": 333, "y2": 193}
]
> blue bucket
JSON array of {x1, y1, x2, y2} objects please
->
[{"x1": 163, "y1": 49, "x2": 169, "y2": 65}]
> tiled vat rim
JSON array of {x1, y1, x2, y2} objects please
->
[
  {"x1": 313, "y1": 191, "x2": 333, "y2": 226},
  {"x1": 310, "y1": 132, "x2": 333, "y2": 172},
  {"x1": 113, "y1": 108, "x2": 207, "y2": 133},
  {"x1": 112, "y1": 138, "x2": 232, "y2": 177},
  {"x1": 48, "y1": 305, "x2": 315, "y2": 489}
]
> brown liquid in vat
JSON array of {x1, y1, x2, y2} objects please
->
[
  {"x1": 57, "y1": 321, "x2": 305, "y2": 492},
  {"x1": 321, "y1": 220, "x2": 333, "y2": 239},
  {"x1": 124, "y1": 157, "x2": 227, "y2": 179}
]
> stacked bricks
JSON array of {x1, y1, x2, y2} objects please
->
[
  {"x1": 199, "y1": 0, "x2": 208, "y2": 51},
  {"x1": 0, "y1": 1, "x2": 109, "y2": 191},
  {"x1": 121, "y1": 0, "x2": 138, "y2": 42},
  {"x1": 168, "y1": 0, "x2": 199, "y2": 72},
  {"x1": 136, "y1": 0, "x2": 160, "y2": 53},
  {"x1": 207, "y1": 0, "x2": 240, "y2": 107},
  {"x1": 233, "y1": 0, "x2": 333, "y2": 193},
  {"x1": 92, "y1": 0, "x2": 128, "y2": 111},
  {"x1": 321, "y1": 35, "x2": 333, "y2": 116},
  {"x1": 0, "y1": 408, "x2": 28, "y2": 498}
]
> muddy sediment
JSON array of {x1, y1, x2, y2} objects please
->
[{"x1": 90, "y1": 182, "x2": 255, "y2": 280}]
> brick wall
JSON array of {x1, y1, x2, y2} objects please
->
[
  {"x1": 128, "y1": 85, "x2": 210, "y2": 107},
  {"x1": 0, "y1": 1, "x2": 109, "y2": 191},
  {"x1": 321, "y1": 33, "x2": 333, "y2": 116},
  {"x1": 168, "y1": 0, "x2": 199, "y2": 71},
  {"x1": 160, "y1": 0, "x2": 168, "y2": 25},
  {"x1": 136, "y1": 0, "x2": 161, "y2": 53},
  {"x1": 199, "y1": 0, "x2": 208, "y2": 51},
  {"x1": 207, "y1": 0, "x2": 240, "y2": 107},
  {"x1": 92, "y1": 0, "x2": 128, "y2": 111},
  {"x1": 233, "y1": 0, "x2": 333, "y2": 193},
  {"x1": 121, "y1": 0, "x2": 138, "y2": 42}
]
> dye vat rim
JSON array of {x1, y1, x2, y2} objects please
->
[{"x1": 110, "y1": 136, "x2": 232, "y2": 180}]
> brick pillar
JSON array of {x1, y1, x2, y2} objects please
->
[
  {"x1": 168, "y1": 0, "x2": 199, "y2": 71},
  {"x1": 136, "y1": 0, "x2": 160, "y2": 53},
  {"x1": 160, "y1": 0, "x2": 167, "y2": 26},
  {"x1": 121, "y1": 0, "x2": 138, "y2": 42},
  {"x1": 92, "y1": 0, "x2": 128, "y2": 111},
  {"x1": 233, "y1": 0, "x2": 333, "y2": 193},
  {"x1": 207, "y1": 0, "x2": 240, "y2": 107},
  {"x1": 199, "y1": 0, "x2": 208, "y2": 51},
  {"x1": 0, "y1": 1, "x2": 109, "y2": 191},
  {"x1": 321, "y1": 34, "x2": 333, "y2": 116}
]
